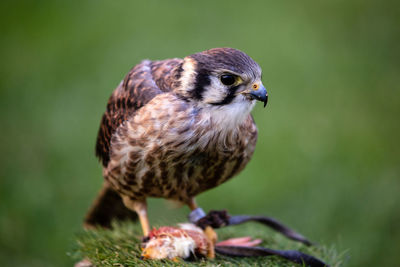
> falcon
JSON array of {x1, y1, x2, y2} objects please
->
[{"x1": 84, "y1": 48, "x2": 268, "y2": 237}]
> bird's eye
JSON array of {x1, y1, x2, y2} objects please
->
[{"x1": 220, "y1": 74, "x2": 236, "y2": 86}]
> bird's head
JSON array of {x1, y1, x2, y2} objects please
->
[{"x1": 174, "y1": 48, "x2": 268, "y2": 109}]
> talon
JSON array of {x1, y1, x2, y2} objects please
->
[
  {"x1": 203, "y1": 226, "x2": 217, "y2": 259},
  {"x1": 204, "y1": 226, "x2": 218, "y2": 244}
]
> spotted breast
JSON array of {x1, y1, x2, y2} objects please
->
[{"x1": 105, "y1": 92, "x2": 258, "y2": 203}]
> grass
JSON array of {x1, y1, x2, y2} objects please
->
[{"x1": 71, "y1": 221, "x2": 346, "y2": 267}]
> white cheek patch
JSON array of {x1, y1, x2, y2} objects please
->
[
  {"x1": 201, "y1": 76, "x2": 227, "y2": 104},
  {"x1": 209, "y1": 95, "x2": 255, "y2": 131},
  {"x1": 177, "y1": 58, "x2": 197, "y2": 95}
]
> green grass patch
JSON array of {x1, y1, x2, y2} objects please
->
[{"x1": 71, "y1": 221, "x2": 346, "y2": 267}]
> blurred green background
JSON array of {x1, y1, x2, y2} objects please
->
[{"x1": 1, "y1": 0, "x2": 399, "y2": 266}]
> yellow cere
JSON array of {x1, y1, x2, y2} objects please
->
[{"x1": 252, "y1": 83, "x2": 260, "y2": 91}]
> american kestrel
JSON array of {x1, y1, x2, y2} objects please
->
[{"x1": 84, "y1": 48, "x2": 268, "y2": 236}]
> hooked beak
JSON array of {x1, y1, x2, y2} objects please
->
[{"x1": 243, "y1": 84, "x2": 268, "y2": 107}]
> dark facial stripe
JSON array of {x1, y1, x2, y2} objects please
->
[
  {"x1": 191, "y1": 68, "x2": 210, "y2": 100},
  {"x1": 210, "y1": 85, "x2": 240, "y2": 106}
]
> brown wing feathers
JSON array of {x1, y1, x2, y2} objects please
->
[
  {"x1": 86, "y1": 59, "x2": 183, "y2": 228},
  {"x1": 95, "y1": 59, "x2": 182, "y2": 167}
]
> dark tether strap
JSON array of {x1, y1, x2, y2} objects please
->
[
  {"x1": 215, "y1": 246, "x2": 330, "y2": 267},
  {"x1": 190, "y1": 209, "x2": 329, "y2": 266},
  {"x1": 229, "y1": 215, "x2": 312, "y2": 246},
  {"x1": 193, "y1": 210, "x2": 312, "y2": 246}
]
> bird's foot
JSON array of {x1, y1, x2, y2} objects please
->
[
  {"x1": 189, "y1": 208, "x2": 230, "y2": 229},
  {"x1": 203, "y1": 226, "x2": 217, "y2": 259}
]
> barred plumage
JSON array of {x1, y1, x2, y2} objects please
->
[{"x1": 85, "y1": 48, "x2": 268, "y2": 236}]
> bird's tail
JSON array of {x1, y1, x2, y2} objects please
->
[{"x1": 84, "y1": 183, "x2": 137, "y2": 229}]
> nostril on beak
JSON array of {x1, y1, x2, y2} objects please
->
[{"x1": 249, "y1": 85, "x2": 268, "y2": 107}]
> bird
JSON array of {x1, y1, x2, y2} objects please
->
[
  {"x1": 84, "y1": 48, "x2": 268, "y2": 237},
  {"x1": 141, "y1": 224, "x2": 213, "y2": 260}
]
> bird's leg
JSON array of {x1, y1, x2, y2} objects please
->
[
  {"x1": 187, "y1": 197, "x2": 198, "y2": 210},
  {"x1": 187, "y1": 197, "x2": 217, "y2": 258},
  {"x1": 122, "y1": 197, "x2": 150, "y2": 237}
]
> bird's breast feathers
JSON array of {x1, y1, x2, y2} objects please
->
[
  {"x1": 112, "y1": 93, "x2": 256, "y2": 160},
  {"x1": 105, "y1": 93, "x2": 257, "y2": 200}
]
